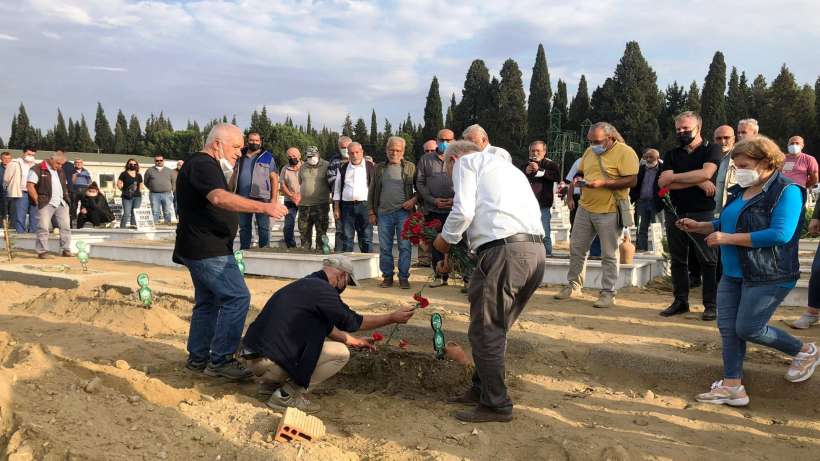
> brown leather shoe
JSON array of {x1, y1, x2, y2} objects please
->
[
  {"x1": 37, "y1": 252, "x2": 52, "y2": 259},
  {"x1": 454, "y1": 405, "x2": 513, "y2": 423},
  {"x1": 379, "y1": 276, "x2": 393, "y2": 288},
  {"x1": 61, "y1": 250, "x2": 72, "y2": 257},
  {"x1": 447, "y1": 388, "x2": 480, "y2": 405},
  {"x1": 399, "y1": 278, "x2": 410, "y2": 289}
]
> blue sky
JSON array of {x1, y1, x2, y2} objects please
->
[{"x1": 1, "y1": 0, "x2": 819, "y2": 143}]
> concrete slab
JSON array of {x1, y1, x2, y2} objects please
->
[{"x1": 541, "y1": 257, "x2": 653, "y2": 289}]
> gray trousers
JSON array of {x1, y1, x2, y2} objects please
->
[
  {"x1": 467, "y1": 241, "x2": 546, "y2": 412},
  {"x1": 36, "y1": 203, "x2": 71, "y2": 254},
  {"x1": 566, "y1": 206, "x2": 621, "y2": 293}
]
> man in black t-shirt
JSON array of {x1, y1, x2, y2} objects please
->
[
  {"x1": 174, "y1": 123, "x2": 287, "y2": 381},
  {"x1": 658, "y1": 111, "x2": 722, "y2": 321},
  {"x1": 242, "y1": 256, "x2": 415, "y2": 413}
]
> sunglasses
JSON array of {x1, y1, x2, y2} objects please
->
[
  {"x1": 424, "y1": 149, "x2": 437, "y2": 153},
  {"x1": 714, "y1": 136, "x2": 734, "y2": 141},
  {"x1": 155, "y1": 160, "x2": 164, "y2": 163}
]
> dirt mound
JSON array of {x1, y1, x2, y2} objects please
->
[
  {"x1": 326, "y1": 348, "x2": 472, "y2": 399},
  {"x1": 12, "y1": 288, "x2": 189, "y2": 338}
]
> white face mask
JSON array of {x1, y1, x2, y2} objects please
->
[
  {"x1": 340, "y1": 148, "x2": 349, "y2": 159},
  {"x1": 734, "y1": 168, "x2": 760, "y2": 188},
  {"x1": 307, "y1": 156, "x2": 319, "y2": 166},
  {"x1": 645, "y1": 161, "x2": 658, "y2": 168},
  {"x1": 24, "y1": 155, "x2": 35, "y2": 163},
  {"x1": 787, "y1": 144, "x2": 802, "y2": 155}
]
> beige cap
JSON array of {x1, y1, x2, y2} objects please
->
[{"x1": 323, "y1": 256, "x2": 358, "y2": 286}]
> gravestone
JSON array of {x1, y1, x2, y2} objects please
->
[
  {"x1": 134, "y1": 207, "x2": 156, "y2": 230},
  {"x1": 109, "y1": 198, "x2": 123, "y2": 223}
]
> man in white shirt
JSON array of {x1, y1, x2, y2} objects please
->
[
  {"x1": 333, "y1": 142, "x2": 373, "y2": 252},
  {"x1": 26, "y1": 150, "x2": 72, "y2": 258},
  {"x1": 3, "y1": 147, "x2": 39, "y2": 233},
  {"x1": 433, "y1": 140, "x2": 546, "y2": 423},
  {"x1": 461, "y1": 124, "x2": 512, "y2": 163}
]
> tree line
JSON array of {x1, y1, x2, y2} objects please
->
[{"x1": 3, "y1": 41, "x2": 818, "y2": 167}]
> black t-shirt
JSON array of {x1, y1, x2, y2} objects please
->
[
  {"x1": 242, "y1": 271, "x2": 363, "y2": 388},
  {"x1": 118, "y1": 171, "x2": 143, "y2": 199},
  {"x1": 661, "y1": 142, "x2": 722, "y2": 213},
  {"x1": 172, "y1": 153, "x2": 239, "y2": 262}
]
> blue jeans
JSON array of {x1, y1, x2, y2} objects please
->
[
  {"x1": 717, "y1": 276, "x2": 803, "y2": 379},
  {"x1": 540, "y1": 207, "x2": 553, "y2": 256},
  {"x1": 341, "y1": 201, "x2": 372, "y2": 252},
  {"x1": 181, "y1": 255, "x2": 251, "y2": 366},
  {"x1": 634, "y1": 198, "x2": 658, "y2": 251},
  {"x1": 239, "y1": 212, "x2": 270, "y2": 249},
  {"x1": 283, "y1": 201, "x2": 298, "y2": 248},
  {"x1": 149, "y1": 191, "x2": 174, "y2": 224},
  {"x1": 13, "y1": 195, "x2": 38, "y2": 233},
  {"x1": 377, "y1": 209, "x2": 411, "y2": 279},
  {"x1": 120, "y1": 196, "x2": 141, "y2": 227}
]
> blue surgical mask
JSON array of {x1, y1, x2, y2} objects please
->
[
  {"x1": 591, "y1": 144, "x2": 606, "y2": 155},
  {"x1": 437, "y1": 141, "x2": 449, "y2": 153}
]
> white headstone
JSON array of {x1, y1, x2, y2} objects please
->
[{"x1": 134, "y1": 207, "x2": 156, "y2": 230}]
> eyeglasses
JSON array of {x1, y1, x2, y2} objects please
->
[
  {"x1": 424, "y1": 149, "x2": 437, "y2": 153},
  {"x1": 155, "y1": 160, "x2": 164, "y2": 163},
  {"x1": 714, "y1": 136, "x2": 734, "y2": 141}
]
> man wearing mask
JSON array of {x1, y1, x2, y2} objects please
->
[
  {"x1": 554, "y1": 123, "x2": 639, "y2": 309},
  {"x1": 279, "y1": 148, "x2": 302, "y2": 248},
  {"x1": 462, "y1": 125, "x2": 512, "y2": 163},
  {"x1": 298, "y1": 147, "x2": 331, "y2": 251},
  {"x1": 3, "y1": 147, "x2": 39, "y2": 233},
  {"x1": 416, "y1": 129, "x2": 456, "y2": 286},
  {"x1": 26, "y1": 150, "x2": 72, "y2": 258},
  {"x1": 657, "y1": 111, "x2": 722, "y2": 321},
  {"x1": 174, "y1": 123, "x2": 287, "y2": 380},
  {"x1": 144, "y1": 154, "x2": 176, "y2": 225},
  {"x1": 781, "y1": 136, "x2": 818, "y2": 190},
  {"x1": 70, "y1": 158, "x2": 92, "y2": 228},
  {"x1": 232, "y1": 133, "x2": 279, "y2": 249},
  {"x1": 328, "y1": 136, "x2": 352, "y2": 252},
  {"x1": 413, "y1": 139, "x2": 438, "y2": 268},
  {"x1": 629, "y1": 148, "x2": 663, "y2": 252},
  {"x1": 737, "y1": 119, "x2": 759, "y2": 141},
  {"x1": 0, "y1": 152, "x2": 12, "y2": 227},
  {"x1": 523, "y1": 140, "x2": 560, "y2": 256},
  {"x1": 333, "y1": 142, "x2": 373, "y2": 253}
]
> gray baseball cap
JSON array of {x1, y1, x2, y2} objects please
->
[
  {"x1": 323, "y1": 256, "x2": 358, "y2": 286},
  {"x1": 305, "y1": 146, "x2": 319, "y2": 157}
]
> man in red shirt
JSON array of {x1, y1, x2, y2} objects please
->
[{"x1": 782, "y1": 136, "x2": 818, "y2": 189}]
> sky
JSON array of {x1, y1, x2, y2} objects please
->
[{"x1": 1, "y1": 0, "x2": 819, "y2": 143}]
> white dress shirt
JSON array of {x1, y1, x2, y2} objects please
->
[
  {"x1": 483, "y1": 145, "x2": 512, "y2": 163},
  {"x1": 333, "y1": 161, "x2": 369, "y2": 201},
  {"x1": 442, "y1": 151, "x2": 543, "y2": 251}
]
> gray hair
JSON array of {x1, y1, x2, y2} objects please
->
[
  {"x1": 674, "y1": 111, "x2": 702, "y2": 127},
  {"x1": 51, "y1": 150, "x2": 66, "y2": 161},
  {"x1": 737, "y1": 118, "x2": 759, "y2": 133},
  {"x1": 462, "y1": 124, "x2": 488, "y2": 141},
  {"x1": 348, "y1": 141, "x2": 363, "y2": 151},
  {"x1": 443, "y1": 140, "x2": 481, "y2": 163},
  {"x1": 385, "y1": 136, "x2": 405, "y2": 150},
  {"x1": 338, "y1": 135, "x2": 352, "y2": 146},
  {"x1": 529, "y1": 140, "x2": 547, "y2": 150},
  {"x1": 642, "y1": 148, "x2": 660, "y2": 157},
  {"x1": 205, "y1": 123, "x2": 240, "y2": 147},
  {"x1": 589, "y1": 122, "x2": 625, "y2": 143}
]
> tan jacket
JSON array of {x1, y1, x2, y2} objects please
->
[{"x1": 2, "y1": 158, "x2": 29, "y2": 198}]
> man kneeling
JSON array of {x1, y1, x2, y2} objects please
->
[{"x1": 241, "y1": 256, "x2": 415, "y2": 414}]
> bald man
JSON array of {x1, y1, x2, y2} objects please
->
[
  {"x1": 280, "y1": 147, "x2": 303, "y2": 248},
  {"x1": 174, "y1": 123, "x2": 287, "y2": 381},
  {"x1": 783, "y1": 136, "x2": 818, "y2": 189},
  {"x1": 713, "y1": 125, "x2": 737, "y2": 215},
  {"x1": 462, "y1": 124, "x2": 512, "y2": 163}
]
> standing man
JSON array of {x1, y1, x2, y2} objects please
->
[
  {"x1": 298, "y1": 147, "x2": 331, "y2": 251},
  {"x1": 657, "y1": 111, "x2": 722, "y2": 321},
  {"x1": 233, "y1": 133, "x2": 279, "y2": 249},
  {"x1": 713, "y1": 125, "x2": 737, "y2": 215},
  {"x1": 416, "y1": 129, "x2": 456, "y2": 286},
  {"x1": 781, "y1": 136, "x2": 818, "y2": 190},
  {"x1": 3, "y1": 147, "x2": 39, "y2": 233},
  {"x1": 26, "y1": 151, "x2": 72, "y2": 258},
  {"x1": 554, "y1": 122, "x2": 639, "y2": 308},
  {"x1": 144, "y1": 154, "x2": 176, "y2": 225},
  {"x1": 333, "y1": 142, "x2": 373, "y2": 253},
  {"x1": 433, "y1": 140, "x2": 546, "y2": 423},
  {"x1": 523, "y1": 140, "x2": 560, "y2": 256},
  {"x1": 173, "y1": 123, "x2": 287, "y2": 380},
  {"x1": 413, "y1": 139, "x2": 438, "y2": 268},
  {"x1": 60, "y1": 153, "x2": 75, "y2": 226},
  {"x1": 629, "y1": 148, "x2": 663, "y2": 251},
  {"x1": 461, "y1": 124, "x2": 512, "y2": 162},
  {"x1": 279, "y1": 147, "x2": 302, "y2": 248},
  {"x1": 172, "y1": 160, "x2": 183, "y2": 219},
  {"x1": 368, "y1": 136, "x2": 417, "y2": 289},
  {"x1": 0, "y1": 152, "x2": 12, "y2": 227},
  {"x1": 737, "y1": 118, "x2": 759, "y2": 141},
  {"x1": 329, "y1": 136, "x2": 352, "y2": 252},
  {"x1": 70, "y1": 158, "x2": 92, "y2": 228}
]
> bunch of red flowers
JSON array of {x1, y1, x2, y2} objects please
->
[
  {"x1": 385, "y1": 287, "x2": 430, "y2": 346},
  {"x1": 400, "y1": 211, "x2": 441, "y2": 245}
]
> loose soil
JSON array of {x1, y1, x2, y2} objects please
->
[{"x1": 1, "y1": 251, "x2": 819, "y2": 460}]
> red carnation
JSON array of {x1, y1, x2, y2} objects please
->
[
  {"x1": 411, "y1": 224, "x2": 422, "y2": 234},
  {"x1": 426, "y1": 219, "x2": 442, "y2": 231},
  {"x1": 399, "y1": 339, "x2": 409, "y2": 350},
  {"x1": 413, "y1": 293, "x2": 430, "y2": 309},
  {"x1": 658, "y1": 187, "x2": 670, "y2": 198},
  {"x1": 371, "y1": 331, "x2": 384, "y2": 341},
  {"x1": 410, "y1": 237, "x2": 421, "y2": 245}
]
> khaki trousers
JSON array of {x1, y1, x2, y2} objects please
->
[
  {"x1": 246, "y1": 341, "x2": 350, "y2": 389},
  {"x1": 566, "y1": 206, "x2": 621, "y2": 293}
]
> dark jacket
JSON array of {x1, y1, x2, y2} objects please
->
[
  {"x1": 630, "y1": 164, "x2": 663, "y2": 212},
  {"x1": 367, "y1": 159, "x2": 416, "y2": 212},
  {"x1": 522, "y1": 158, "x2": 560, "y2": 208},
  {"x1": 725, "y1": 171, "x2": 805, "y2": 284},
  {"x1": 33, "y1": 160, "x2": 71, "y2": 210},
  {"x1": 78, "y1": 194, "x2": 115, "y2": 226}
]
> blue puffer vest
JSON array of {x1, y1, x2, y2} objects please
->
[
  {"x1": 724, "y1": 170, "x2": 806, "y2": 284},
  {"x1": 236, "y1": 150, "x2": 276, "y2": 201}
]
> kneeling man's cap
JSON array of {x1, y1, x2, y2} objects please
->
[{"x1": 323, "y1": 256, "x2": 359, "y2": 286}]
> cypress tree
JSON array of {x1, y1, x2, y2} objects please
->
[
  {"x1": 383, "y1": 118, "x2": 393, "y2": 138},
  {"x1": 686, "y1": 81, "x2": 701, "y2": 113},
  {"x1": 590, "y1": 78, "x2": 617, "y2": 123},
  {"x1": 67, "y1": 117, "x2": 77, "y2": 151},
  {"x1": 113, "y1": 110, "x2": 128, "y2": 154},
  {"x1": 726, "y1": 67, "x2": 749, "y2": 129},
  {"x1": 54, "y1": 109, "x2": 69, "y2": 150},
  {"x1": 14, "y1": 103, "x2": 36, "y2": 149},
  {"x1": 342, "y1": 114, "x2": 354, "y2": 137},
  {"x1": 659, "y1": 82, "x2": 688, "y2": 145},
  {"x1": 0, "y1": 136, "x2": 4, "y2": 149},
  {"x1": 353, "y1": 117, "x2": 368, "y2": 145},
  {"x1": 421, "y1": 76, "x2": 443, "y2": 141},
  {"x1": 453, "y1": 59, "x2": 491, "y2": 134},
  {"x1": 567, "y1": 75, "x2": 591, "y2": 132},
  {"x1": 127, "y1": 114, "x2": 143, "y2": 155},
  {"x1": 552, "y1": 79, "x2": 569, "y2": 129},
  {"x1": 611, "y1": 41, "x2": 661, "y2": 150},
  {"x1": 445, "y1": 93, "x2": 456, "y2": 129},
  {"x1": 494, "y1": 58, "x2": 527, "y2": 161},
  {"x1": 749, "y1": 74, "x2": 768, "y2": 121},
  {"x1": 370, "y1": 109, "x2": 379, "y2": 147},
  {"x1": 94, "y1": 103, "x2": 114, "y2": 153},
  {"x1": 700, "y1": 51, "x2": 727, "y2": 136},
  {"x1": 306, "y1": 113, "x2": 313, "y2": 135},
  {"x1": 764, "y1": 65, "x2": 807, "y2": 145},
  {"x1": 8, "y1": 116, "x2": 18, "y2": 149},
  {"x1": 78, "y1": 115, "x2": 96, "y2": 152},
  {"x1": 527, "y1": 43, "x2": 552, "y2": 142},
  {"x1": 482, "y1": 77, "x2": 502, "y2": 140}
]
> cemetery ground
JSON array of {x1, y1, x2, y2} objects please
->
[{"x1": 1, "y1": 252, "x2": 819, "y2": 461}]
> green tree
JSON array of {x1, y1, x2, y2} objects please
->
[
  {"x1": 567, "y1": 75, "x2": 591, "y2": 132},
  {"x1": 342, "y1": 114, "x2": 354, "y2": 137},
  {"x1": 482, "y1": 77, "x2": 502, "y2": 140},
  {"x1": 610, "y1": 41, "x2": 661, "y2": 151},
  {"x1": 815, "y1": 77, "x2": 820, "y2": 152},
  {"x1": 0, "y1": 136, "x2": 4, "y2": 149},
  {"x1": 700, "y1": 51, "x2": 727, "y2": 136},
  {"x1": 67, "y1": 117, "x2": 78, "y2": 151},
  {"x1": 726, "y1": 67, "x2": 750, "y2": 129},
  {"x1": 113, "y1": 110, "x2": 128, "y2": 154},
  {"x1": 552, "y1": 79, "x2": 569, "y2": 129},
  {"x1": 749, "y1": 74, "x2": 768, "y2": 121},
  {"x1": 686, "y1": 81, "x2": 701, "y2": 113},
  {"x1": 453, "y1": 59, "x2": 491, "y2": 134},
  {"x1": 8, "y1": 116, "x2": 18, "y2": 149},
  {"x1": 369, "y1": 109, "x2": 379, "y2": 149},
  {"x1": 659, "y1": 82, "x2": 688, "y2": 147},
  {"x1": 527, "y1": 43, "x2": 552, "y2": 142},
  {"x1": 445, "y1": 93, "x2": 456, "y2": 130},
  {"x1": 11, "y1": 103, "x2": 38, "y2": 149},
  {"x1": 763, "y1": 65, "x2": 813, "y2": 145},
  {"x1": 127, "y1": 114, "x2": 143, "y2": 155},
  {"x1": 496, "y1": 58, "x2": 528, "y2": 162},
  {"x1": 54, "y1": 108, "x2": 69, "y2": 149},
  {"x1": 77, "y1": 115, "x2": 96, "y2": 152},
  {"x1": 353, "y1": 117, "x2": 368, "y2": 145},
  {"x1": 422, "y1": 76, "x2": 443, "y2": 142},
  {"x1": 590, "y1": 78, "x2": 617, "y2": 123},
  {"x1": 94, "y1": 103, "x2": 114, "y2": 153}
]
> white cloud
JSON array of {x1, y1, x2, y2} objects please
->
[
  {"x1": 42, "y1": 31, "x2": 61, "y2": 39},
  {"x1": 0, "y1": 33, "x2": 18, "y2": 41},
  {"x1": 75, "y1": 65, "x2": 128, "y2": 72},
  {"x1": 264, "y1": 98, "x2": 349, "y2": 128}
]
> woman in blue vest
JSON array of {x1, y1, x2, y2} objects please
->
[{"x1": 677, "y1": 135, "x2": 817, "y2": 406}]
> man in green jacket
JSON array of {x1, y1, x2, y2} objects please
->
[{"x1": 298, "y1": 146, "x2": 331, "y2": 251}]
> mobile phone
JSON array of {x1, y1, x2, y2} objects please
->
[{"x1": 576, "y1": 179, "x2": 587, "y2": 187}]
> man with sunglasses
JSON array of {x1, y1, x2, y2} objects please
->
[{"x1": 144, "y1": 154, "x2": 175, "y2": 225}]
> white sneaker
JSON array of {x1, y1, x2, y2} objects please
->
[
  {"x1": 790, "y1": 313, "x2": 819, "y2": 330},
  {"x1": 695, "y1": 380, "x2": 750, "y2": 406},
  {"x1": 785, "y1": 343, "x2": 819, "y2": 383}
]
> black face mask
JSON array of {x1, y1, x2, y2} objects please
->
[
  {"x1": 335, "y1": 282, "x2": 347, "y2": 294},
  {"x1": 248, "y1": 143, "x2": 261, "y2": 152},
  {"x1": 127, "y1": 164, "x2": 136, "y2": 171},
  {"x1": 677, "y1": 130, "x2": 695, "y2": 147},
  {"x1": 288, "y1": 157, "x2": 299, "y2": 166}
]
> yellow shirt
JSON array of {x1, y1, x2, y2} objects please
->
[{"x1": 578, "y1": 142, "x2": 640, "y2": 213}]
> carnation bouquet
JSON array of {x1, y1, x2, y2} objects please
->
[{"x1": 400, "y1": 211, "x2": 474, "y2": 277}]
